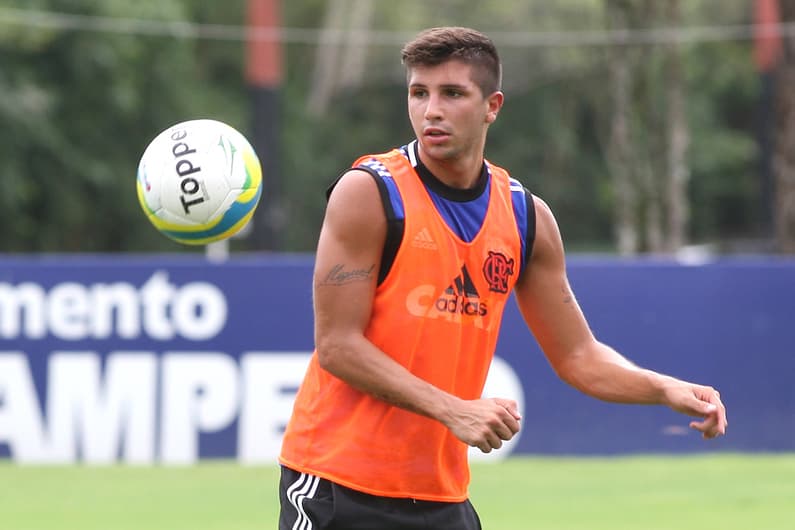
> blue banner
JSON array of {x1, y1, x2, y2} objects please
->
[{"x1": 1, "y1": 255, "x2": 793, "y2": 463}]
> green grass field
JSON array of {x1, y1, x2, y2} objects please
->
[{"x1": 1, "y1": 454, "x2": 792, "y2": 530}]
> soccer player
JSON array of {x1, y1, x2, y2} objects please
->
[{"x1": 278, "y1": 26, "x2": 727, "y2": 530}]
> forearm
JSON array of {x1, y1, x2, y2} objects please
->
[
  {"x1": 317, "y1": 333, "x2": 458, "y2": 423},
  {"x1": 556, "y1": 341, "x2": 678, "y2": 405}
]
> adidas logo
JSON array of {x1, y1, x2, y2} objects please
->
[
  {"x1": 411, "y1": 227, "x2": 438, "y2": 250},
  {"x1": 435, "y1": 265, "x2": 487, "y2": 317},
  {"x1": 445, "y1": 265, "x2": 479, "y2": 298}
]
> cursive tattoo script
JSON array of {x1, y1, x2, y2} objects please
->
[{"x1": 319, "y1": 264, "x2": 375, "y2": 286}]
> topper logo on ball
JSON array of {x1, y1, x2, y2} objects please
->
[{"x1": 170, "y1": 128, "x2": 207, "y2": 214}]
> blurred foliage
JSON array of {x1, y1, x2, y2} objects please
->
[
  {"x1": 0, "y1": 0, "x2": 771, "y2": 253},
  {"x1": 0, "y1": 0, "x2": 247, "y2": 252}
]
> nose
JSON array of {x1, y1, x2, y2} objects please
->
[{"x1": 424, "y1": 93, "x2": 443, "y2": 121}]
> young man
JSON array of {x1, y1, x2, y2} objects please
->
[{"x1": 279, "y1": 26, "x2": 727, "y2": 529}]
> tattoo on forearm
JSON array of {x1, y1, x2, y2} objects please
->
[{"x1": 319, "y1": 264, "x2": 375, "y2": 286}]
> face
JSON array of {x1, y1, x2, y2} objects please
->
[{"x1": 407, "y1": 60, "x2": 503, "y2": 166}]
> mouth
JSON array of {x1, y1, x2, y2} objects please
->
[{"x1": 423, "y1": 127, "x2": 450, "y2": 141}]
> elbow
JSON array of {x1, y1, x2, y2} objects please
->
[
  {"x1": 551, "y1": 359, "x2": 579, "y2": 389},
  {"x1": 548, "y1": 347, "x2": 590, "y2": 392},
  {"x1": 315, "y1": 332, "x2": 351, "y2": 374}
]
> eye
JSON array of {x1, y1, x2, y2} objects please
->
[{"x1": 410, "y1": 88, "x2": 428, "y2": 98}]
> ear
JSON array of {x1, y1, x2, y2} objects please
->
[{"x1": 485, "y1": 91, "x2": 504, "y2": 124}]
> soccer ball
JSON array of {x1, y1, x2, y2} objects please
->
[{"x1": 136, "y1": 119, "x2": 262, "y2": 245}]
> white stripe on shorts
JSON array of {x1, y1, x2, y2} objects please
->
[{"x1": 287, "y1": 472, "x2": 320, "y2": 530}]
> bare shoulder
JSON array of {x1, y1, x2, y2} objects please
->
[
  {"x1": 324, "y1": 169, "x2": 387, "y2": 238},
  {"x1": 327, "y1": 169, "x2": 383, "y2": 212},
  {"x1": 316, "y1": 169, "x2": 387, "y2": 283},
  {"x1": 530, "y1": 195, "x2": 565, "y2": 266}
]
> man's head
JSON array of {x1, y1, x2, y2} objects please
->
[{"x1": 401, "y1": 27, "x2": 502, "y2": 98}]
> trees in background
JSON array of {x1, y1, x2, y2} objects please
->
[
  {"x1": 603, "y1": 0, "x2": 690, "y2": 255},
  {"x1": 773, "y1": 0, "x2": 795, "y2": 252},
  {"x1": 0, "y1": 0, "x2": 250, "y2": 252},
  {"x1": 0, "y1": 0, "x2": 777, "y2": 253}
]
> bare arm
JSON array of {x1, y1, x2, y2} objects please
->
[
  {"x1": 514, "y1": 196, "x2": 727, "y2": 439},
  {"x1": 313, "y1": 169, "x2": 520, "y2": 452}
]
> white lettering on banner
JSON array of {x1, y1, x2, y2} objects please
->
[
  {"x1": 0, "y1": 284, "x2": 46, "y2": 339},
  {"x1": 0, "y1": 354, "x2": 49, "y2": 461},
  {"x1": 237, "y1": 353, "x2": 310, "y2": 464},
  {"x1": 160, "y1": 353, "x2": 241, "y2": 465},
  {"x1": 0, "y1": 353, "x2": 157, "y2": 463},
  {"x1": 47, "y1": 352, "x2": 157, "y2": 463},
  {"x1": 93, "y1": 282, "x2": 140, "y2": 338},
  {"x1": 0, "y1": 271, "x2": 228, "y2": 341},
  {"x1": 0, "y1": 352, "x2": 524, "y2": 464},
  {"x1": 140, "y1": 272, "x2": 177, "y2": 340},
  {"x1": 48, "y1": 284, "x2": 91, "y2": 340},
  {"x1": 170, "y1": 284, "x2": 227, "y2": 340}
]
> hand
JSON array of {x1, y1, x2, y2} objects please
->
[
  {"x1": 445, "y1": 397, "x2": 522, "y2": 453},
  {"x1": 664, "y1": 382, "x2": 728, "y2": 439}
]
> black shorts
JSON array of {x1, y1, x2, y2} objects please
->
[{"x1": 278, "y1": 466, "x2": 482, "y2": 530}]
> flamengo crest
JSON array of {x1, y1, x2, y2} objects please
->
[{"x1": 482, "y1": 251, "x2": 514, "y2": 293}]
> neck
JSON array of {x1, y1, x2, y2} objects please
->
[{"x1": 416, "y1": 146, "x2": 484, "y2": 190}]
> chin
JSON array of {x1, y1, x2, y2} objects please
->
[{"x1": 420, "y1": 141, "x2": 455, "y2": 159}]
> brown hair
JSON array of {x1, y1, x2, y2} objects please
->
[{"x1": 401, "y1": 27, "x2": 502, "y2": 97}]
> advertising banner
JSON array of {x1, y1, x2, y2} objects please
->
[{"x1": 1, "y1": 255, "x2": 793, "y2": 463}]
